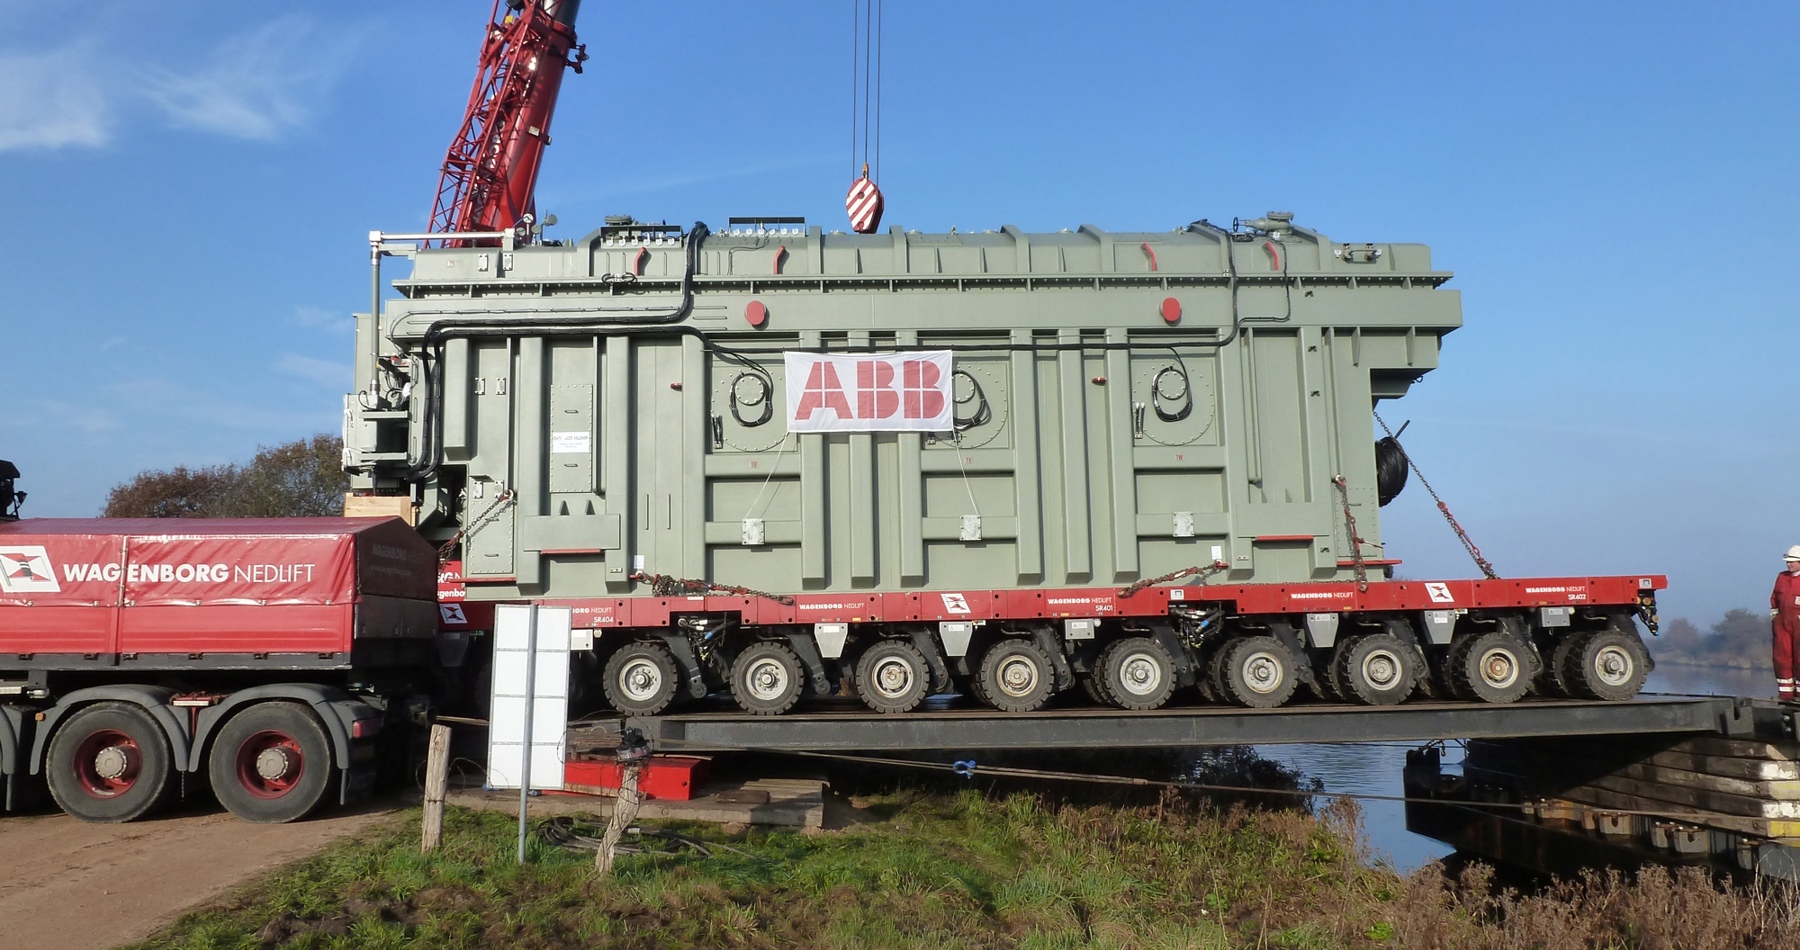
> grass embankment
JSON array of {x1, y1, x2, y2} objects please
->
[{"x1": 131, "y1": 790, "x2": 1798, "y2": 950}]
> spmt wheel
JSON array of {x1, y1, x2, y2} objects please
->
[
  {"x1": 208, "y1": 702, "x2": 335, "y2": 823},
  {"x1": 730, "y1": 642, "x2": 806, "y2": 715},
  {"x1": 603, "y1": 641, "x2": 682, "y2": 715},
  {"x1": 1219, "y1": 635, "x2": 1301, "y2": 709},
  {"x1": 1333, "y1": 632, "x2": 1419, "y2": 706},
  {"x1": 855, "y1": 640, "x2": 931, "y2": 714},
  {"x1": 1098, "y1": 637, "x2": 1177, "y2": 711},
  {"x1": 46, "y1": 702, "x2": 176, "y2": 823},
  {"x1": 1078, "y1": 672, "x2": 1114, "y2": 706},
  {"x1": 1543, "y1": 634, "x2": 1584, "y2": 698},
  {"x1": 1446, "y1": 629, "x2": 1532, "y2": 704},
  {"x1": 977, "y1": 639, "x2": 1055, "y2": 712},
  {"x1": 1563, "y1": 628, "x2": 1648, "y2": 702}
]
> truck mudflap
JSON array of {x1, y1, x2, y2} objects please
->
[{"x1": 0, "y1": 705, "x2": 34, "y2": 811}]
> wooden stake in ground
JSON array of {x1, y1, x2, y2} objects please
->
[
  {"x1": 595, "y1": 761, "x2": 643, "y2": 875},
  {"x1": 421, "y1": 723, "x2": 452, "y2": 853}
]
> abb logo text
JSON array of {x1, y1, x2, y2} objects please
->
[{"x1": 784, "y1": 351, "x2": 953, "y2": 432}]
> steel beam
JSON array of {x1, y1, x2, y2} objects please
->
[{"x1": 607, "y1": 697, "x2": 1754, "y2": 754}]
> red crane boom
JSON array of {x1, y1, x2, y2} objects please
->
[{"x1": 429, "y1": 0, "x2": 585, "y2": 242}]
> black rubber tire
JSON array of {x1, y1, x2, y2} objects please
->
[
  {"x1": 1446, "y1": 629, "x2": 1532, "y2": 704},
  {"x1": 1098, "y1": 637, "x2": 1177, "y2": 711},
  {"x1": 1333, "y1": 632, "x2": 1419, "y2": 706},
  {"x1": 855, "y1": 640, "x2": 931, "y2": 714},
  {"x1": 976, "y1": 639, "x2": 1056, "y2": 712},
  {"x1": 730, "y1": 642, "x2": 806, "y2": 716},
  {"x1": 1563, "y1": 628, "x2": 1649, "y2": 702},
  {"x1": 1316, "y1": 651, "x2": 1349, "y2": 703},
  {"x1": 46, "y1": 702, "x2": 177, "y2": 823},
  {"x1": 1195, "y1": 641, "x2": 1228, "y2": 705},
  {"x1": 208, "y1": 702, "x2": 335, "y2": 824},
  {"x1": 1219, "y1": 635, "x2": 1301, "y2": 709},
  {"x1": 1543, "y1": 634, "x2": 1584, "y2": 698},
  {"x1": 1078, "y1": 671, "x2": 1114, "y2": 706},
  {"x1": 603, "y1": 641, "x2": 682, "y2": 716}
]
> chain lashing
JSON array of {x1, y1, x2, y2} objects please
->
[
  {"x1": 1333, "y1": 475, "x2": 1369, "y2": 593},
  {"x1": 1372, "y1": 411, "x2": 1499, "y2": 580},
  {"x1": 437, "y1": 488, "x2": 516, "y2": 564},
  {"x1": 1118, "y1": 561, "x2": 1229, "y2": 599},
  {"x1": 629, "y1": 571, "x2": 797, "y2": 606}
]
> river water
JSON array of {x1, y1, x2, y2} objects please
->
[{"x1": 1254, "y1": 664, "x2": 1775, "y2": 872}]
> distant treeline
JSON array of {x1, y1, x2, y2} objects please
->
[
  {"x1": 102, "y1": 434, "x2": 346, "y2": 519},
  {"x1": 1652, "y1": 608, "x2": 1772, "y2": 670}
]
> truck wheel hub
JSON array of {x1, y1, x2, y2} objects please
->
[
  {"x1": 873, "y1": 658, "x2": 914, "y2": 696},
  {"x1": 1479, "y1": 648, "x2": 1518, "y2": 688},
  {"x1": 256, "y1": 747, "x2": 298, "y2": 782},
  {"x1": 1361, "y1": 651, "x2": 1401, "y2": 689},
  {"x1": 1242, "y1": 651, "x2": 1282, "y2": 693},
  {"x1": 93, "y1": 746, "x2": 136, "y2": 782},
  {"x1": 620, "y1": 659, "x2": 663, "y2": 700},
  {"x1": 997, "y1": 657, "x2": 1039, "y2": 696},
  {"x1": 1594, "y1": 646, "x2": 1632, "y2": 685},
  {"x1": 1119, "y1": 654, "x2": 1161, "y2": 695},
  {"x1": 747, "y1": 659, "x2": 789, "y2": 699}
]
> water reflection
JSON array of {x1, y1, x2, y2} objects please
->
[{"x1": 1257, "y1": 666, "x2": 1762, "y2": 872}]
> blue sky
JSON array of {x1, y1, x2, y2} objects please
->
[{"x1": 1, "y1": 1, "x2": 1793, "y2": 628}]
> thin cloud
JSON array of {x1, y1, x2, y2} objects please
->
[
  {"x1": 0, "y1": 15, "x2": 360, "y2": 153},
  {"x1": 276, "y1": 353, "x2": 353, "y2": 389},
  {"x1": 293, "y1": 305, "x2": 351, "y2": 332},
  {"x1": 37, "y1": 401, "x2": 122, "y2": 434},
  {"x1": 137, "y1": 17, "x2": 356, "y2": 141},
  {"x1": 0, "y1": 45, "x2": 110, "y2": 151}
]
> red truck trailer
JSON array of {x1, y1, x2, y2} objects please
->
[{"x1": 0, "y1": 516, "x2": 444, "y2": 822}]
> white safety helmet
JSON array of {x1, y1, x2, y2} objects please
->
[{"x1": 1787, "y1": 545, "x2": 1800, "y2": 561}]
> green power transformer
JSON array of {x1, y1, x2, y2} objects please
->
[{"x1": 344, "y1": 213, "x2": 1460, "y2": 602}]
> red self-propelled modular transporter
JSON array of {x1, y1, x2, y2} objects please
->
[{"x1": 0, "y1": 517, "x2": 446, "y2": 823}]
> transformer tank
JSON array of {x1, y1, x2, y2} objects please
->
[{"x1": 346, "y1": 214, "x2": 1459, "y2": 600}]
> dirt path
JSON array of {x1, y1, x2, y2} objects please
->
[{"x1": 0, "y1": 799, "x2": 404, "y2": 950}]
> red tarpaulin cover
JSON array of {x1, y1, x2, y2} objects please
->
[{"x1": 0, "y1": 518, "x2": 438, "y2": 657}]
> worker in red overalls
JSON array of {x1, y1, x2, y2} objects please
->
[{"x1": 1772, "y1": 546, "x2": 1800, "y2": 702}]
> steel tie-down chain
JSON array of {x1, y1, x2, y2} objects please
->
[
  {"x1": 1373, "y1": 411, "x2": 1498, "y2": 580},
  {"x1": 438, "y1": 488, "x2": 516, "y2": 563},
  {"x1": 1118, "y1": 561, "x2": 1229, "y2": 599},
  {"x1": 630, "y1": 571, "x2": 797, "y2": 606},
  {"x1": 1333, "y1": 475, "x2": 1369, "y2": 593}
]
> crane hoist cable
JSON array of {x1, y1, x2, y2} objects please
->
[{"x1": 845, "y1": 0, "x2": 885, "y2": 233}]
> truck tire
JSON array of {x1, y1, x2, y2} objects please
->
[
  {"x1": 977, "y1": 639, "x2": 1055, "y2": 713},
  {"x1": 854, "y1": 640, "x2": 930, "y2": 714},
  {"x1": 730, "y1": 642, "x2": 805, "y2": 716},
  {"x1": 1078, "y1": 672, "x2": 1115, "y2": 706},
  {"x1": 1542, "y1": 634, "x2": 1583, "y2": 698},
  {"x1": 1446, "y1": 629, "x2": 1532, "y2": 704},
  {"x1": 1219, "y1": 635, "x2": 1300, "y2": 709},
  {"x1": 1333, "y1": 632, "x2": 1418, "y2": 706},
  {"x1": 45, "y1": 702, "x2": 176, "y2": 823},
  {"x1": 208, "y1": 702, "x2": 335, "y2": 823},
  {"x1": 1098, "y1": 637, "x2": 1176, "y2": 711},
  {"x1": 603, "y1": 641, "x2": 682, "y2": 716},
  {"x1": 1562, "y1": 627, "x2": 1648, "y2": 702}
]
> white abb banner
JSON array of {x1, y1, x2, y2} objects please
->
[{"x1": 783, "y1": 351, "x2": 953, "y2": 432}]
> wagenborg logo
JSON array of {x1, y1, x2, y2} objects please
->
[
  {"x1": 1425, "y1": 582, "x2": 1455, "y2": 605},
  {"x1": 439, "y1": 604, "x2": 468, "y2": 625},
  {"x1": 940, "y1": 593, "x2": 971, "y2": 615},
  {"x1": 0, "y1": 546, "x2": 60, "y2": 594}
]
